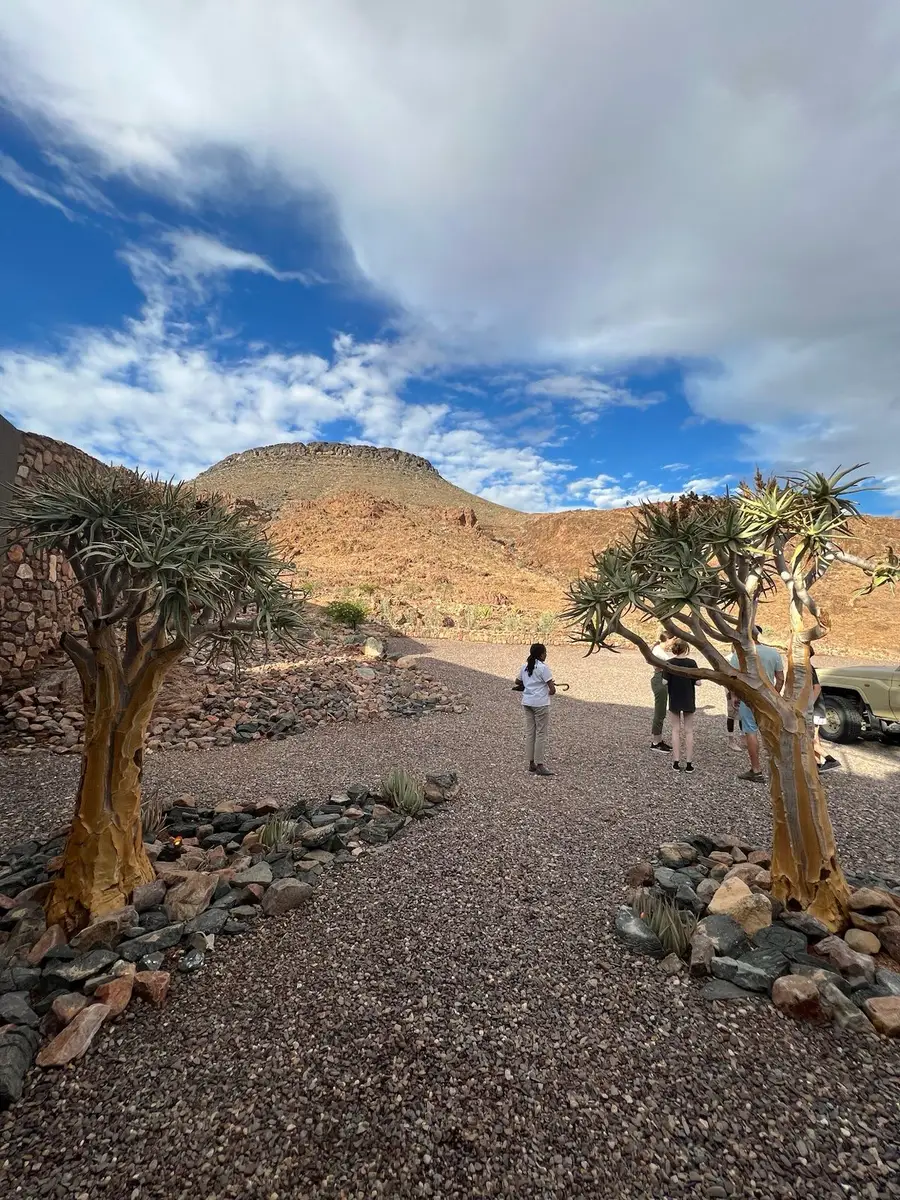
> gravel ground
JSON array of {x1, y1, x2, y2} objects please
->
[{"x1": 1, "y1": 641, "x2": 900, "y2": 1199}]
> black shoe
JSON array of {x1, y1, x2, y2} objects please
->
[
  {"x1": 533, "y1": 765, "x2": 554, "y2": 777},
  {"x1": 684, "y1": 762, "x2": 695, "y2": 772},
  {"x1": 819, "y1": 756, "x2": 840, "y2": 771},
  {"x1": 651, "y1": 741, "x2": 672, "y2": 752},
  {"x1": 672, "y1": 761, "x2": 681, "y2": 771}
]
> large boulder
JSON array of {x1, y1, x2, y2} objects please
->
[
  {"x1": 696, "y1": 914, "x2": 750, "y2": 959},
  {"x1": 261, "y1": 878, "x2": 314, "y2": 917},
  {"x1": 707, "y1": 877, "x2": 772, "y2": 936},
  {"x1": 657, "y1": 842, "x2": 697, "y2": 869},
  {"x1": 613, "y1": 907, "x2": 665, "y2": 959},
  {"x1": 163, "y1": 873, "x2": 216, "y2": 923},
  {"x1": 36, "y1": 1003, "x2": 111, "y2": 1068},
  {"x1": 772, "y1": 975, "x2": 829, "y2": 1024}
]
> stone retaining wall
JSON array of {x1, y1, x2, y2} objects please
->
[{"x1": 0, "y1": 430, "x2": 105, "y2": 693}]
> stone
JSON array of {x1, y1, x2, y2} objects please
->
[
  {"x1": 737, "y1": 948, "x2": 790, "y2": 988},
  {"x1": 707, "y1": 877, "x2": 772, "y2": 936},
  {"x1": 163, "y1": 873, "x2": 216, "y2": 923},
  {"x1": 0, "y1": 993, "x2": 39, "y2": 1027},
  {"x1": 25, "y1": 924, "x2": 66, "y2": 966},
  {"x1": 708, "y1": 851, "x2": 734, "y2": 866},
  {"x1": 262, "y1": 878, "x2": 314, "y2": 917},
  {"x1": 865, "y1": 996, "x2": 900, "y2": 1036},
  {"x1": 658, "y1": 952, "x2": 684, "y2": 976},
  {"x1": 849, "y1": 887, "x2": 898, "y2": 913},
  {"x1": 816, "y1": 979, "x2": 878, "y2": 1037},
  {"x1": 94, "y1": 971, "x2": 134, "y2": 1016},
  {"x1": 789, "y1": 950, "x2": 842, "y2": 974},
  {"x1": 674, "y1": 883, "x2": 705, "y2": 916},
  {"x1": 132, "y1": 879, "x2": 167, "y2": 912},
  {"x1": 613, "y1": 907, "x2": 665, "y2": 959},
  {"x1": 229, "y1": 905, "x2": 260, "y2": 920},
  {"x1": 772, "y1": 975, "x2": 829, "y2": 1024},
  {"x1": 696, "y1": 914, "x2": 750, "y2": 959},
  {"x1": 51, "y1": 993, "x2": 89, "y2": 1026},
  {"x1": 658, "y1": 842, "x2": 697, "y2": 869},
  {"x1": 178, "y1": 948, "x2": 204, "y2": 973},
  {"x1": 133, "y1": 971, "x2": 171, "y2": 1006},
  {"x1": 701, "y1": 979, "x2": 765, "y2": 1002},
  {"x1": 232, "y1": 862, "x2": 273, "y2": 887},
  {"x1": 689, "y1": 930, "x2": 715, "y2": 977},
  {"x1": 138, "y1": 951, "x2": 165, "y2": 972},
  {"x1": 849, "y1": 911, "x2": 891, "y2": 936},
  {"x1": 696, "y1": 878, "x2": 720, "y2": 904},
  {"x1": 362, "y1": 636, "x2": 384, "y2": 659},
  {"x1": 791, "y1": 964, "x2": 852, "y2": 995},
  {"x1": 626, "y1": 861, "x2": 654, "y2": 889},
  {"x1": 355, "y1": 666, "x2": 377, "y2": 681},
  {"x1": 844, "y1": 928, "x2": 881, "y2": 956},
  {"x1": 184, "y1": 907, "x2": 229, "y2": 936},
  {"x1": 748, "y1": 850, "x2": 771, "y2": 867},
  {"x1": 723, "y1": 862, "x2": 765, "y2": 886},
  {"x1": 37, "y1": 1003, "x2": 110, "y2": 1067},
  {"x1": 875, "y1": 968, "x2": 900, "y2": 997},
  {"x1": 814, "y1": 936, "x2": 876, "y2": 986},
  {"x1": 0, "y1": 1025, "x2": 40, "y2": 1109},
  {"x1": 301, "y1": 824, "x2": 338, "y2": 850},
  {"x1": 0, "y1": 967, "x2": 40, "y2": 994},
  {"x1": 70, "y1": 907, "x2": 137, "y2": 953},
  {"x1": 424, "y1": 772, "x2": 460, "y2": 803},
  {"x1": 880, "y1": 926, "x2": 900, "y2": 964},
  {"x1": 223, "y1": 918, "x2": 250, "y2": 935},
  {"x1": 710, "y1": 956, "x2": 773, "y2": 994},
  {"x1": 751, "y1": 924, "x2": 807, "y2": 957},
  {"x1": 138, "y1": 911, "x2": 170, "y2": 932},
  {"x1": 44, "y1": 948, "x2": 118, "y2": 988},
  {"x1": 116, "y1": 924, "x2": 184, "y2": 963}
]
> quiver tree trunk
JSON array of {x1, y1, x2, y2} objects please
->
[
  {"x1": 756, "y1": 695, "x2": 850, "y2": 931},
  {"x1": 47, "y1": 631, "x2": 178, "y2": 931}
]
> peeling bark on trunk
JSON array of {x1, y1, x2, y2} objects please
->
[
  {"x1": 757, "y1": 695, "x2": 850, "y2": 932},
  {"x1": 47, "y1": 632, "x2": 176, "y2": 931}
]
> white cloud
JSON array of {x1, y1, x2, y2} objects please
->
[
  {"x1": 164, "y1": 231, "x2": 319, "y2": 286},
  {"x1": 523, "y1": 373, "x2": 659, "y2": 420},
  {"x1": 1, "y1": 2, "x2": 899, "y2": 481},
  {"x1": 567, "y1": 473, "x2": 673, "y2": 510},
  {"x1": 663, "y1": 462, "x2": 689, "y2": 472},
  {"x1": 0, "y1": 151, "x2": 74, "y2": 218},
  {"x1": 0, "y1": 243, "x2": 566, "y2": 510},
  {"x1": 682, "y1": 474, "x2": 733, "y2": 494}
]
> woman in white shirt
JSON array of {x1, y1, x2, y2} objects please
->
[{"x1": 517, "y1": 642, "x2": 556, "y2": 777}]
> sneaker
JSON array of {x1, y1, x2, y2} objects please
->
[
  {"x1": 738, "y1": 769, "x2": 765, "y2": 783},
  {"x1": 728, "y1": 737, "x2": 743, "y2": 753},
  {"x1": 684, "y1": 762, "x2": 695, "y2": 772},
  {"x1": 672, "y1": 760, "x2": 681, "y2": 771},
  {"x1": 533, "y1": 765, "x2": 554, "y2": 777},
  {"x1": 818, "y1": 757, "x2": 841, "y2": 772},
  {"x1": 651, "y1": 741, "x2": 672, "y2": 752}
]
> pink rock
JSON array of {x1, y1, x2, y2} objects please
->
[
  {"x1": 36, "y1": 1003, "x2": 110, "y2": 1067},
  {"x1": 250, "y1": 798, "x2": 280, "y2": 815},
  {"x1": 814, "y1": 935, "x2": 876, "y2": 985},
  {"x1": 51, "y1": 992, "x2": 90, "y2": 1026},
  {"x1": 205, "y1": 845, "x2": 227, "y2": 868},
  {"x1": 772, "y1": 975, "x2": 829, "y2": 1024},
  {"x1": 94, "y1": 972, "x2": 134, "y2": 1017},
  {"x1": 0, "y1": 895, "x2": 18, "y2": 912},
  {"x1": 70, "y1": 906, "x2": 137, "y2": 953},
  {"x1": 26, "y1": 924, "x2": 67, "y2": 966},
  {"x1": 163, "y1": 873, "x2": 216, "y2": 922},
  {"x1": 133, "y1": 971, "x2": 170, "y2": 1007}
]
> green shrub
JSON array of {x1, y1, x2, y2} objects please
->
[
  {"x1": 381, "y1": 766, "x2": 425, "y2": 817},
  {"x1": 324, "y1": 600, "x2": 368, "y2": 628},
  {"x1": 259, "y1": 814, "x2": 299, "y2": 851},
  {"x1": 632, "y1": 889, "x2": 697, "y2": 957}
]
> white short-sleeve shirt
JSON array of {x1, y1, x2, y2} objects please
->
[{"x1": 519, "y1": 660, "x2": 554, "y2": 707}]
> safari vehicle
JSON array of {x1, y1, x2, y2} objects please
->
[{"x1": 815, "y1": 661, "x2": 900, "y2": 743}]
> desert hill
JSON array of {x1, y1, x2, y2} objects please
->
[{"x1": 193, "y1": 441, "x2": 900, "y2": 657}]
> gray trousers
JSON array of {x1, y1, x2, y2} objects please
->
[
  {"x1": 651, "y1": 671, "x2": 668, "y2": 738},
  {"x1": 524, "y1": 705, "x2": 550, "y2": 764}
]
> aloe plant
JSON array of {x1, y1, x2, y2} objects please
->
[
  {"x1": 633, "y1": 889, "x2": 697, "y2": 958},
  {"x1": 381, "y1": 766, "x2": 425, "y2": 817}
]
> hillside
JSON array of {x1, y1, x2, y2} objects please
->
[{"x1": 194, "y1": 441, "x2": 900, "y2": 656}]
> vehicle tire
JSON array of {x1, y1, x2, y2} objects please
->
[{"x1": 819, "y1": 695, "x2": 864, "y2": 744}]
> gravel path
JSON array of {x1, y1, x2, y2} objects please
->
[{"x1": 1, "y1": 642, "x2": 900, "y2": 1199}]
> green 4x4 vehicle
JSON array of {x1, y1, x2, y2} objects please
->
[{"x1": 815, "y1": 661, "x2": 900, "y2": 744}]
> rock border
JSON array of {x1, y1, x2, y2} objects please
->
[
  {"x1": 0, "y1": 772, "x2": 460, "y2": 1106},
  {"x1": 617, "y1": 835, "x2": 900, "y2": 1040}
]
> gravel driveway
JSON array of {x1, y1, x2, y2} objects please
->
[{"x1": 1, "y1": 641, "x2": 899, "y2": 1199}]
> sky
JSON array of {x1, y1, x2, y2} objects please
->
[{"x1": 0, "y1": 1, "x2": 899, "y2": 514}]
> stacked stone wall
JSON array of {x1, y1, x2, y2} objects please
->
[{"x1": 0, "y1": 431, "x2": 105, "y2": 693}]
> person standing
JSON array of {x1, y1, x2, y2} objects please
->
[
  {"x1": 730, "y1": 629, "x2": 784, "y2": 783},
  {"x1": 664, "y1": 639, "x2": 700, "y2": 772},
  {"x1": 650, "y1": 631, "x2": 673, "y2": 752},
  {"x1": 517, "y1": 642, "x2": 556, "y2": 777}
]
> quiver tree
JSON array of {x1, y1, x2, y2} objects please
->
[
  {"x1": 564, "y1": 469, "x2": 899, "y2": 931},
  {"x1": 4, "y1": 466, "x2": 307, "y2": 930}
]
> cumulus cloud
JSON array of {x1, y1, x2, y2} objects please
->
[
  {"x1": 1, "y1": 2, "x2": 899, "y2": 481},
  {"x1": 567, "y1": 474, "x2": 673, "y2": 510},
  {"x1": 0, "y1": 243, "x2": 567, "y2": 509},
  {"x1": 523, "y1": 373, "x2": 658, "y2": 420}
]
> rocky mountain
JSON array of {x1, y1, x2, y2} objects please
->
[{"x1": 195, "y1": 441, "x2": 900, "y2": 657}]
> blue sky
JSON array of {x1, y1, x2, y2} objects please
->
[{"x1": 0, "y1": 2, "x2": 898, "y2": 513}]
